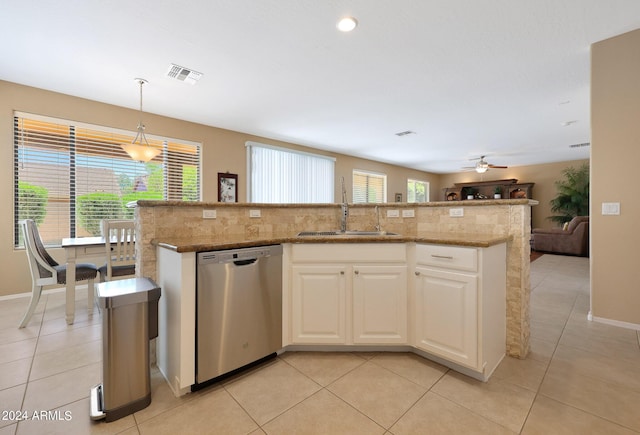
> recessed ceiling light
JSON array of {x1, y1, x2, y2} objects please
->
[{"x1": 337, "y1": 17, "x2": 358, "y2": 32}]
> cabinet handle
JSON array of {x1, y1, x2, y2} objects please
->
[
  {"x1": 340, "y1": 271, "x2": 345, "y2": 275},
  {"x1": 431, "y1": 254, "x2": 454, "y2": 260},
  {"x1": 354, "y1": 270, "x2": 359, "y2": 275},
  {"x1": 415, "y1": 271, "x2": 420, "y2": 276}
]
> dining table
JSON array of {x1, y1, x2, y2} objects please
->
[{"x1": 61, "y1": 236, "x2": 117, "y2": 324}]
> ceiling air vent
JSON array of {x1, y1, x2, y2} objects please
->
[
  {"x1": 166, "y1": 64, "x2": 203, "y2": 85},
  {"x1": 569, "y1": 142, "x2": 590, "y2": 148},
  {"x1": 395, "y1": 130, "x2": 416, "y2": 137}
]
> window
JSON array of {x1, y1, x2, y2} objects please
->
[
  {"x1": 247, "y1": 142, "x2": 335, "y2": 203},
  {"x1": 407, "y1": 179, "x2": 429, "y2": 202},
  {"x1": 353, "y1": 170, "x2": 387, "y2": 203},
  {"x1": 14, "y1": 112, "x2": 201, "y2": 246}
]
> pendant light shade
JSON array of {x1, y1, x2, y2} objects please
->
[{"x1": 121, "y1": 79, "x2": 161, "y2": 162}]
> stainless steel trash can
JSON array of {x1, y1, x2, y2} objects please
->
[{"x1": 90, "y1": 277, "x2": 161, "y2": 422}]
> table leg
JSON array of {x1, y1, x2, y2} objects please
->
[{"x1": 66, "y1": 247, "x2": 77, "y2": 325}]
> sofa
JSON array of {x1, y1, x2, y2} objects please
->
[{"x1": 531, "y1": 216, "x2": 589, "y2": 257}]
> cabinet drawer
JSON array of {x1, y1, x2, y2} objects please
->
[
  {"x1": 416, "y1": 244, "x2": 477, "y2": 273},
  {"x1": 292, "y1": 243, "x2": 406, "y2": 263}
]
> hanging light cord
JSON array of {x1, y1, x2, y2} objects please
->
[{"x1": 133, "y1": 79, "x2": 149, "y2": 146}]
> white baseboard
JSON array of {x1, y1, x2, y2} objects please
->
[
  {"x1": 589, "y1": 312, "x2": 640, "y2": 331},
  {"x1": 0, "y1": 285, "x2": 88, "y2": 302}
]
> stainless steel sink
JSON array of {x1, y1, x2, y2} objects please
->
[{"x1": 297, "y1": 230, "x2": 400, "y2": 236}]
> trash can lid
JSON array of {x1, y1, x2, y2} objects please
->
[{"x1": 98, "y1": 277, "x2": 161, "y2": 308}]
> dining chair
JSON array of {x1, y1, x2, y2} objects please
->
[
  {"x1": 99, "y1": 219, "x2": 136, "y2": 282},
  {"x1": 18, "y1": 219, "x2": 99, "y2": 328}
]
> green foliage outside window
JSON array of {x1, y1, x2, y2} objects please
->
[
  {"x1": 77, "y1": 193, "x2": 125, "y2": 236},
  {"x1": 17, "y1": 182, "x2": 48, "y2": 225}
]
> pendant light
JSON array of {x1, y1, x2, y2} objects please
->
[{"x1": 121, "y1": 78, "x2": 161, "y2": 162}]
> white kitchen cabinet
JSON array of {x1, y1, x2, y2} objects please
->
[
  {"x1": 414, "y1": 243, "x2": 506, "y2": 378},
  {"x1": 291, "y1": 265, "x2": 347, "y2": 344},
  {"x1": 285, "y1": 243, "x2": 407, "y2": 346},
  {"x1": 415, "y1": 265, "x2": 478, "y2": 367},
  {"x1": 352, "y1": 265, "x2": 407, "y2": 344}
]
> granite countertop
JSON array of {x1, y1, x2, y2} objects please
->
[
  {"x1": 154, "y1": 231, "x2": 511, "y2": 253},
  {"x1": 138, "y1": 199, "x2": 535, "y2": 208}
]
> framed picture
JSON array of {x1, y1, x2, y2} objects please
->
[
  {"x1": 218, "y1": 173, "x2": 238, "y2": 202},
  {"x1": 395, "y1": 193, "x2": 403, "y2": 202}
]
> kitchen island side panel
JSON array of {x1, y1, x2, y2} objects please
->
[{"x1": 156, "y1": 247, "x2": 196, "y2": 396}]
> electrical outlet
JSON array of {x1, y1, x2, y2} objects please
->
[
  {"x1": 601, "y1": 202, "x2": 620, "y2": 215},
  {"x1": 402, "y1": 209, "x2": 415, "y2": 218},
  {"x1": 203, "y1": 209, "x2": 216, "y2": 219},
  {"x1": 449, "y1": 208, "x2": 464, "y2": 217},
  {"x1": 387, "y1": 209, "x2": 400, "y2": 218},
  {"x1": 249, "y1": 209, "x2": 261, "y2": 218}
]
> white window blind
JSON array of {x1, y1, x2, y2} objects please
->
[
  {"x1": 14, "y1": 112, "x2": 201, "y2": 246},
  {"x1": 407, "y1": 179, "x2": 429, "y2": 202},
  {"x1": 353, "y1": 170, "x2": 387, "y2": 203},
  {"x1": 247, "y1": 142, "x2": 335, "y2": 203}
]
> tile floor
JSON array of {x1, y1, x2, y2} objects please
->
[{"x1": 1, "y1": 254, "x2": 639, "y2": 434}]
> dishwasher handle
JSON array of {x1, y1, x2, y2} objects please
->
[{"x1": 233, "y1": 258, "x2": 257, "y2": 266}]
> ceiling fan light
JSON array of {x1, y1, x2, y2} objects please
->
[{"x1": 475, "y1": 160, "x2": 489, "y2": 173}]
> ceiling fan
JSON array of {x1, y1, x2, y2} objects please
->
[{"x1": 462, "y1": 156, "x2": 508, "y2": 173}]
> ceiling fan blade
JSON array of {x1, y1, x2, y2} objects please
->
[{"x1": 488, "y1": 164, "x2": 508, "y2": 169}]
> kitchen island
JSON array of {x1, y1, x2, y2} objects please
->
[
  {"x1": 133, "y1": 200, "x2": 532, "y2": 396},
  {"x1": 154, "y1": 231, "x2": 508, "y2": 396}
]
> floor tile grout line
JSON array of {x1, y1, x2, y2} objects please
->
[
  {"x1": 519, "y1": 270, "x2": 582, "y2": 433},
  {"x1": 383, "y1": 367, "x2": 451, "y2": 432},
  {"x1": 17, "y1": 295, "x2": 47, "y2": 433},
  {"x1": 427, "y1": 388, "x2": 517, "y2": 434}
]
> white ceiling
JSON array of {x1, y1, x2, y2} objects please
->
[{"x1": 2, "y1": 1, "x2": 640, "y2": 173}]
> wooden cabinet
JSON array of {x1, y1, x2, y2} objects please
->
[
  {"x1": 443, "y1": 179, "x2": 534, "y2": 201},
  {"x1": 285, "y1": 244, "x2": 407, "y2": 346},
  {"x1": 413, "y1": 243, "x2": 506, "y2": 378}
]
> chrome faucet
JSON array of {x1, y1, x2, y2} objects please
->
[
  {"x1": 340, "y1": 176, "x2": 348, "y2": 232},
  {"x1": 375, "y1": 205, "x2": 381, "y2": 232}
]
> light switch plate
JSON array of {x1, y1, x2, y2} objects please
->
[
  {"x1": 249, "y1": 209, "x2": 261, "y2": 218},
  {"x1": 402, "y1": 209, "x2": 415, "y2": 218},
  {"x1": 602, "y1": 202, "x2": 620, "y2": 215},
  {"x1": 203, "y1": 209, "x2": 216, "y2": 219},
  {"x1": 449, "y1": 208, "x2": 464, "y2": 217},
  {"x1": 387, "y1": 209, "x2": 400, "y2": 218}
]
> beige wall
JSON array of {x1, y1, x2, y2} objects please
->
[
  {"x1": 591, "y1": 29, "x2": 640, "y2": 326},
  {"x1": 0, "y1": 80, "x2": 438, "y2": 297},
  {"x1": 439, "y1": 159, "x2": 590, "y2": 230}
]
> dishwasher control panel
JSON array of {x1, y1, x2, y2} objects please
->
[{"x1": 198, "y1": 244, "x2": 282, "y2": 264}]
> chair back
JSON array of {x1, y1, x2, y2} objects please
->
[
  {"x1": 103, "y1": 220, "x2": 136, "y2": 278},
  {"x1": 19, "y1": 219, "x2": 58, "y2": 285}
]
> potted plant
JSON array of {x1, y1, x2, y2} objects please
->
[
  {"x1": 549, "y1": 163, "x2": 590, "y2": 226},
  {"x1": 493, "y1": 186, "x2": 502, "y2": 199}
]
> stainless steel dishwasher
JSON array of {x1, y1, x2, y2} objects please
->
[{"x1": 194, "y1": 244, "x2": 283, "y2": 389}]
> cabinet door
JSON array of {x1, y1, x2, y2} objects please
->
[
  {"x1": 353, "y1": 265, "x2": 407, "y2": 344},
  {"x1": 291, "y1": 265, "x2": 347, "y2": 344},
  {"x1": 415, "y1": 266, "x2": 478, "y2": 369}
]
